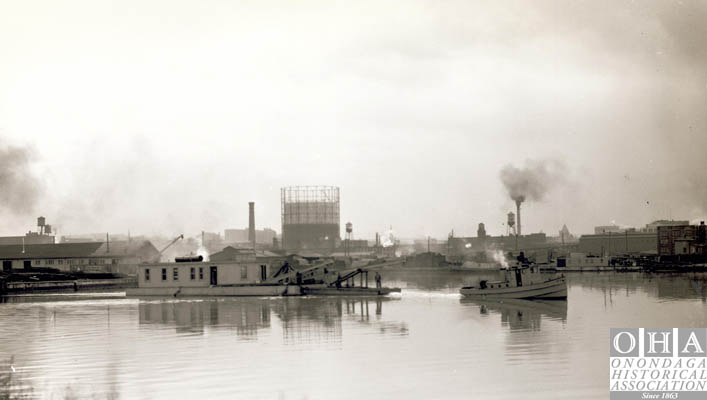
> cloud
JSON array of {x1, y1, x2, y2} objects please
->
[{"x1": 0, "y1": 139, "x2": 41, "y2": 215}]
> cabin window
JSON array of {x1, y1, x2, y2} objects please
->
[
  {"x1": 190, "y1": 267, "x2": 195, "y2": 280},
  {"x1": 199, "y1": 267, "x2": 204, "y2": 280},
  {"x1": 145, "y1": 269, "x2": 150, "y2": 281},
  {"x1": 173, "y1": 268, "x2": 179, "y2": 280},
  {"x1": 161, "y1": 268, "x2": 167, "y2": 281},
  {"x1": 240, "y1": 266, "x2": 248, "y2": 279}
]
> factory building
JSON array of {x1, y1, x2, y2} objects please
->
[
  {"x1": 224, "y1": 202, "x2": 277, "y2": 248},
  {"x1": 0, "y1": 240, "x2": 159, "y2": 275},
  {"x1": 224, "y1": 228, "x2": 277, "y2": 245},
  {"x1": 657, "y1": 222, "x2": 706, "y2": 259},
  {"x1": 448, "y1": 233, "x2": 548, "y2": 254},
  {"x1": 643, "y1": 220, "x2": 690, "y2": 233},
  {"x1": 577, "y1": 231, "x2": 657, "y2": 256},
  {"x1": 281, "y1": 186, "x2": 340, "y2": 252},
  {"x1": 594, "y1": 225, "x2": 626, "y2": 234}
]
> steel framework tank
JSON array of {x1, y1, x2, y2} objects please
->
[{"x1": 281, "y1": 186, "x2": 340, "y2": 252}]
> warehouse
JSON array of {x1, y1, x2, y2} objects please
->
[{"x1": 0, "y1": 240, "x2": 159, "y2": 275}]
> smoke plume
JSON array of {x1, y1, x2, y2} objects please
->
[
  {"x1": 487, "y1": 249, "x2": 510, "y2": 269},
  {"x1": 500, "y1": 159, "x2": 566, "y2": 204},
  {"x1": 0, "y1": 140, "x2": 41, "y2": 215}
]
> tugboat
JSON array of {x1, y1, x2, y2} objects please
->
[{"x1": 459, "y1": 252, "x2": 567, "y2": 300}]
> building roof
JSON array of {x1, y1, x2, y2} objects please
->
[
  {"x1": 93, "y1": 240, "x2": 158, "y2": 257},
  {"x1": 0, "y1": 242, "x2": 104, "y2": 260},
  {"x1": 256, "y1": 250, "x2": 284, "y2": 257},
  {"x1": 209, "y1": 246, "x2": 257, "y2": 262}
]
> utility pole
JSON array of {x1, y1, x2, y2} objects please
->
[{"x1": 625, "y1": 230, "x2": 628, "y2": 253}]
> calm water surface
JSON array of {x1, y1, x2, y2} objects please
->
[{"x1": 1, "y1": 271, "x2": 706, "y2": 399}]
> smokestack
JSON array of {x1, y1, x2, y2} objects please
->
[
  {"x1": 516, "y1": 200, "x2": 522, "y2": 236},
  {"x1": 248, "y1": 202, "x2": 255, "y2": 250}
]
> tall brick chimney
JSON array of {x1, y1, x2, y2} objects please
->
[{"x1": 248, "y1": 202, "x2": 255, "y2": 250}]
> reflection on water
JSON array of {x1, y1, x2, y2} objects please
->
[
  {"x1": 0, "y1": 272, "x2": 705, "y2": 400},
  {"x1": 139, "y1": 299, "x2": 271, "y2": 338},
  {"x1": 137, "y1": 297, "x2": 407, "y2": 343},
  {"x1": 390, "y1": 269, "x2": 707, "y2": 302},
  {"x1": 462, "y1": 298, "x2": 568, "y2": 331}
]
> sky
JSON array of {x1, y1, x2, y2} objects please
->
[{"x1": 0, "y1": 0, "x2": 705, "y2": 239}]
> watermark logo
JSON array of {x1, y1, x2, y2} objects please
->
[{"x1": 610, "y1": 328, "x2": 707, "y2": 400}]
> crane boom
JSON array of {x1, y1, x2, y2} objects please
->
[{"x1": 159, "y1": 234, "x2": 184, "y2": 254}]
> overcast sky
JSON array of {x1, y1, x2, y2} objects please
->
[{"x1": 0, "y1": 0, "x2": 705, "y2": 239}]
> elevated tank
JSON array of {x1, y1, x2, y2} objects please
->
[{"x1": 507, "y1": 212, "x2": 515, "y2": 227}]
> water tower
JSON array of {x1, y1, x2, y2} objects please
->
[
  {"x1": 345, "y1": 222, "x2": 353, "y2": 256},
  {"x1": 37, "y1": 216, "x2": 46, "y2": 235},
  {"x1": 507, "y1": 212, "x2": 516, "y2": 235}
]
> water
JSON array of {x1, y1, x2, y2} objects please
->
[{"x1": 1, "y1": 271, "x2": 705, "y2": 399}]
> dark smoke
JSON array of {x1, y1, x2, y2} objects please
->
[
  {"x1": 500, "y1": 159, "x2": 566, "y2": 204},
  {"x1": 0, "y1": 140, "x2": 41, "y2": 214}
]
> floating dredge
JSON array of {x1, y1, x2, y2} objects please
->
[{"x1": 126, "y1": 259, "x2": 400, "y2": 297}]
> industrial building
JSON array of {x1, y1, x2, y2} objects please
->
[
  {"x1": 577, "y1": 231, "x2": 657, "y2": 256},
  {"x1": 281, "y1": 186, "x2": 340, "y2": 252},
  {"x1": 224, "y1": 202, "x2": 277, "y2": 248},
  {"x1": 594, "y1": 225, "x2": 626, "y2": 234},
  {"x1": 447, "y1": 232, "x2": 548, "y2": 254},
  {"x1": 643, "y1": 220, "x2": 690, "y2": 233},
  {"x1": 657, "y1": 222, "x2": 706, "y2": 259},
  {"x1": 0, "y1": 240, "x2": 159, "y2": 275},
  {"x1": 224, "y1": 228, "x2": 277, "y2": 245}
]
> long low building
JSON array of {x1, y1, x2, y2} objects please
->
[
  {"x1": 577, "y1": 231, "x2": 657, "y2": 256},
  {"x1": 448, "y1": 233, "x2": 548, "y2": 254},
  {"x1": 0, "y1": 241, "x2": 160, "y2": 275}
]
